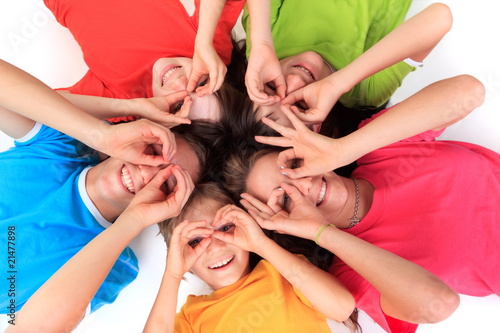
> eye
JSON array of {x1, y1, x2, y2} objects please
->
[
  {"x1": 217, "y1": 223, "x2": 235, "y2": 233},
  {"x1": 264, "y1": 82, "x2": 277, "y2": 95},
  {"x1": 173, "y1": 100, "x2": 184, "y2": 112},
  {"x1": 188, "y1": 237, "x2": 203, "y2": 248},
  {"x1": 293, "y1": 101, "x2": 308, "y2": 111},
  {"x1": 197, "y1": 78, "x2": 208, "y2": 87},
  {"x1": 282, "y1": 192, "x2": 290, "y2": 209}
]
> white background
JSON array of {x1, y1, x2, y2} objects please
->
[{"x1": 0, "y1": 1, "x2": 499, "y2": 332}]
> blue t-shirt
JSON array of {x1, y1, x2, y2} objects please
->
[{"x1": 0, "y1": 123, "x2": 138, "y2": 313}]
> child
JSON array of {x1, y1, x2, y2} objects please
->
[{"x1": 145, "y1": 182, "x2": 355, "y2": 332}]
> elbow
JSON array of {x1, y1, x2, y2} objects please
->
[
  {"x1": 422, "y1": 288, "x2": 460, "y2": 323},
  {"x1": 326, "y1": 293, "x2": 356, "y2": 322},
  {"x1": 456, "y1": 74, "x2": 486, "y2": 119},
  {"x1": 429, "y1": 3, "x2": 453, "y2": 35}
]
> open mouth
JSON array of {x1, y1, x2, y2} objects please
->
[
  {"x1": 316, "y1": 178, "x2": 326, "y2": 206},
  {"x1": 293, "y1": 65, "x2": 315, "y2": 80},
  {"x1": 161, "y1": 66, "x2": 182, "y2": 87},
  {"x1": 208, "y1": 256, "x2": 234, "y2": 270},
  {"x1": 121, "y1": 166, "x2": 135, "y2": 194}
]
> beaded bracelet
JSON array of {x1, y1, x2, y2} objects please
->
[{"x1": 315, "y1": 224, "x2": 336, "y2": 245}]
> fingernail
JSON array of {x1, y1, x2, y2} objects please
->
[
  {"x1": 279, "y1": 166, "x2": 285, "y2": 169},
  {"x1": 278, "y1": 187, "x2": 284, "y2": 191},
  {"x1": 281, "y1": 172, "x2": 288, "y2": 176}
]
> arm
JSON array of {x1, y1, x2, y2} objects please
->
[
  {"x1": 144, "y1": 221, "x2": 214, "y2": 333},
  {"x1": 245, "y1": 0, "x2": 286, "y2": 105},
  {"x1": 283, "y1": 3, "x2": 453, "y2": 124},
  {"x1": 212, "y1": 205, "x2": 355, "y2": 321},
  {"x1": 0, "y1": 59, "x2": 188, "y2": 165},
  {"x1": 242, "y1": 186, "x2": 459, "y2": 323},
  {"x1": 256, "y1": 75, "x2": 486, "y2": 178},
  {"x1": 6, "y1": 165, "x2": 194, "y2": 333},
  {"x1": 186, "y1": 0, "x2": 227, "y2": 95},
  {"x1": 57, "y1": 91, "x2": 191, "y2": 128}
]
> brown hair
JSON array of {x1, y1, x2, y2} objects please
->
[{"x1": 157, "y1": 182, "x2": 234, "y2": 248}]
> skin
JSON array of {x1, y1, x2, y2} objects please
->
[
  {"x1": 255, "y1": 51, "x2": 332, "y2": 130},
  {"x1": 182, "y1": 200, "x2": 251, "y2": 291},
  {"x1": 245, "y1": 152, "x2": 373, "y2": 229},
  {"x1": 151, "y1": 57, "x2": 222, "y2": 122},
  {"x1": 86, "y1": 135, "x2": 200, "y2": 222}
]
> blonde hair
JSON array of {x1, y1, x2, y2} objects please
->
[{"x1": 158, "y1": 182, "x2": 235, "y2": 248}]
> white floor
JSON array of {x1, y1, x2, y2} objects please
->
[{"x1": 0, "y1": 1, "x2": 499, "y2": 332}]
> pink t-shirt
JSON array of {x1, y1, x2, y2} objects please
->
[
  {"x1": 330, "y1": 110, "x2": 500, "y2": 332},
  {"x1": 44, "y1": 0, "x2": 244, "y2": 98}
]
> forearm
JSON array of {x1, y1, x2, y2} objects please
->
[
  {"x1": 8, "y1": 216, "x2": 143, "y2": 333},
  {"x1": 0, "y1": 60, "x2": 112, "y2": 149},
  {"x1": 317, "y1": 227, "x2": 459, "y2": 323},
  {"x1": 143, "y1": 271, "x2": 181, "y2": 333},
  {"x1": 247, "y1": 0, "x2": 273, "y2": 45},
  {"x1": 331, "y1": 3, "x2": 452, "y2": 94},
  {"x1": 57, "y1": 91, "x2": 136, "y2": 120},
  {"x1": 335, "y1": 75, "x2": 485, "y2": 163},
  {"x1": 196, "y1": 0, "x2": 226, "y2": 46},
  {"x1": 255, "y1": 238, "x2": 354, "y2": 321}
]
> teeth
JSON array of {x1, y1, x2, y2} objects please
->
[
  {"x1": 293, "y1": 65, "x2": 314, "y2": 80},
  {"x1": 161, "y1": 66, "x2": 181, "y2": 86},
  {"x1": 317, "y1": 180, "x2": 326, "y2": 206},
  {"x1": 209, "y1": 256, "x2": 234, "y2": 269},
  {"x1": 121, "y1": 166, "x2": 135, "y2": 194}
]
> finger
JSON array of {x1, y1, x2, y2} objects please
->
[
  {"x1": 273, "y1": 75, "x2": 287, "y2": 101},
  {"x1": 240, "y1": 193, "x2": 274, "y2": 215},
  {"x1": 280, "y1": 104, "x2": 310, "y2": 131},
  {"x1": 176, "y1": 96, "x2": 192, "y2": 120},
  {"x1": 171, "y1": 166, "x2": 194, "y2": 205},
  {"x1": 164, "y1": 90, "x2": 189, "y2": 106},
  {"x1": 212, "y1": 204, "x2": 236, "y2": 227},
  {"x1": 246, "y1": 208, "x2": 275, "y2": 231},
  {"x1": 276, "y1": 148, "x2": 297, "y2": 170},
  {"x1": 192, "y1": 237, "x2": 212, "y2": 256},
  {"x1": 187, "y1": 71, "x2": 204, "y2": 93},
  {"x1": 211, "y1": 230, "x2": 235, "y2": 246},
  {"x1": 260, "y1": 116, "x2": 296, "y2": 138},
  {"x1": 266, "y1": 188, "x2": 286, "y2": 214},
  {"x1": 245, "y1": 77, "x2": 275, "y2": 106},
  {"x1": 254, "y1": 135, "x2": 291, "y2": 148},
  {"x1": 160, "y1": 128, "x2": 177, "y2": 163},
  {"x1": 280, "y1": 182, "x2": 307, "y2": 206},
  {"x1": 146, "y1": 165, "x2": 176, "y2": 190},
  {"x1": 281, "y1": 88, "x2": 303, "y2": 106},
  {"x1": 291, "y1": 106, "x2": 323, "y2": 125}
]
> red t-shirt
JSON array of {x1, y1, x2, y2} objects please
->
[
  {"x1": 330, "y1": 109, "x2": 500, "y2": 332},
  {"x1": 44, "y1": 0, "x2": 244, "y2": 98}
]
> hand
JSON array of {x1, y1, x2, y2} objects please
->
[
  {"x1": 255, "y1": 105, "x2": 349, "y2": 178},
  {"x1": 129, "y1": 91, "x2": 192, "y2": 128},
  {"x1": 120, "y1": 165, "x2": 195, "y2": 229},
  {"x1": 98, "y1": 118, "x2": 178, "y2": 166},
  {"x1": 211, "y1": 205, "x2": 267, "y2": 253},
  {"x1": 166, "y1": 220, "x2": 214, "y2": 280},
  {"x1": 240, "y1": 183, "x2": 328, "y2": 242},
  {"x1": 245, "y1": 42, "x2": 286, "y2": 105},
  {"x1": 281, "y1": 74, "x2": 344, "y2": 125},
  {"x1": 187, "y1": 42, "x2": 227, "y2": 96}
]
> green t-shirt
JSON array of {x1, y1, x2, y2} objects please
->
[{"x1": 243, "y1": 0, "x2": 415, "y2": 108}]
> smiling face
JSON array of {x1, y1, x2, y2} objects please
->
[
  {"x1": 86, "y1": 135, "x2": 200, "y2": 221},
  {"x1": 184, "y1": 199, "x2": 251, "y2": 291},
  {"x1": 246, "y1": 152, "x2": 348, "y2": 222},
  {"x1": 255, "y1": 51, "x2": 334, "y2": 129},
  {"x1": 151, "y1": 57, "x2": 221, "y2": 121}
]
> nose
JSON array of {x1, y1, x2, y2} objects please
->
[
  {"x1": 170, "y1": 75, "x2": 188, "y2": 91},
  {"x1": 206, "y1": 236, "x2": 226, "y2": 256},
  {"x1": 138, "y1": 164, "x2": 164, "y2": 186},
  {"x1": 285, "y1": 73, "x2": 307, "y2": 94},
  {"x1": 289, "y1": 176, "x2": 313, "y2": 196}
]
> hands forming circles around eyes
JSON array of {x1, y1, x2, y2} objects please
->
[
  {"x1": 187, "y1": 43, "x2": 227, "y2": 96},
  {"x1": 240, "y1": 184, "x2": 328, "y2": 242},
  {"x1": 122, "y1": 164, "x2": 195, "y2": 229}
]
